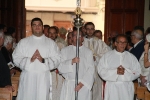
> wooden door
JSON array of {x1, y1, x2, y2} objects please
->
[
  {"x1": 104, "y1": 0, "x2": 145, "y2": 42},
  {"x1": 0, "y1": 0, "x2": 26, "y2": 42}
]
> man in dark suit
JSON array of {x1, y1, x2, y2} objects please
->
[
  {"x1": 130, "y1": 26, "x2": 144, "y2": 100},
  {"x1": 0, "y1": 31, "x2": 14, "y2": 91},
  {"x1": 130, "y1": 26, "x2": 145, "y2": 61}
]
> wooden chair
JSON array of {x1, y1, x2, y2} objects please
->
[
  {"x1": 136, "y1": 86, "x2": 147, "y2": 100},
  {"x1": 145, "y1": 91, "x2": 150, "y2": 100},
  {"x1": 15, "y1": 71, "x2": 21, "y2": 74},
  {"x1": 11, "y1": 74, "x2": 20, "y2": 96},
  {"x1": 11, "y1": 76, "x2": 19, "y2": 82},
  {"x1": 134, "y1": 82, "x2": 138, "y2": 94},
  {"x1": 0, "y1": 88, "x2": 12, "y2": 100},
  {"x1": 12, "y1": 80, "x2": 19, "y2": 96},
  {"x1": 13, "y1": 71, "x2": 21, "y2": 77},
  {"x1": 13, "y1": 74, "x2": 20, "y2": 77}
]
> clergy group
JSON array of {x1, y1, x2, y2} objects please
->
[{"x1": 3, "y1": 17, "x2": 150, "y2": 100}]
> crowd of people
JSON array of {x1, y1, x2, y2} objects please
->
[{"x1": 0, "y1": 17, "x2": 150, "y2": 100}]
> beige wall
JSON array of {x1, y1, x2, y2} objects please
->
[
  {"x1": 144, "y1": 0, "x2": 150, "y2": 31},
  {"x1": 26, "y1": 0, "x2": 76, "y2": 7},
  {"x1": 25, "y1": 0, "x2": 98, "y2": 12},
  {"x1": 26, "y1": 0, "x2": 105, "y2": 38},
  {"x1": 26, "y1": 0, "x2": 149, "y2": 39},
  {"x1": 25, "y1": 0, "x2": 96, "y2": 8},
  {"x1": 26, "y1": 11, "x2": 105, "y2": 36}
]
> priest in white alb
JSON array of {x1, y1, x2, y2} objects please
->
[
  {"x1": 58, "y1": 29, "x2": 95, "y2": 100},
  {"x1": 97, "y1": 34, "x2": 141, "y2": 100},
  {"x1": 48, "y1": 26, "x2": 66, "y2": 100},
  {"x1": 83, "y1": 22, "x2": 111, "y2": 100},
  {"x1": 12, "y1": 18, "x2": 60, "y2": 100}
]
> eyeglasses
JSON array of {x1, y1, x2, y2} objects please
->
[{"x1": 116, "y1": 41, "x2": 127, "y2": 45}]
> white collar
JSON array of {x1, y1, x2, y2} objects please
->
[
  {"x1": 128, "y1": 47, "x2": 133, "y2": 51},
  {"x1": 114, "y1": 49, "x2": 125, "y2": 55},
  {"x1": 72, "y1": 45, "x2": 83, "y2": 49},
  {"x1": 134, "y1": 40, "x2": 143, "y2": 48},
  {"x1": 32, "y1": 34, "x2": 44, "y2": 39}
]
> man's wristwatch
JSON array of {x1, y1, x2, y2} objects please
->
[{"x1": 42, "y1": 58, "x2": 45, "y2": 63}]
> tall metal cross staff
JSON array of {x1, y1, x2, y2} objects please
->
[{"x1": 73, "y1": 0, "x2": 84, "y2": 100}]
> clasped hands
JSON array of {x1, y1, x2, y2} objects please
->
[
  {"x1": 117, "y1": 65, "x2": 125, "y2": 75},
  {"x1": 31, "y1": 49, "x2": 43, "y2": 63}
]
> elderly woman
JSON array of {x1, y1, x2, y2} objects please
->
[
  {"x1": 1, "y1": 35, "x2": 16, "y2": 74},
  {"x1": 0, "y1": 32, "x2": 14, "y2": 91},
  {"x1": 140, "y1": 34, "x2": 150, "y2": 90}
]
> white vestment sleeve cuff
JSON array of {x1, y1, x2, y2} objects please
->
[
  {"x1": 19, "y1": 57, "x2": 31, "y2": 70},
  {"x1": 58, "y1": 59, "x2": 74, "y2": 74},
  {"x1": 99, "y1": 69, "x2": 119, "y2": 81},
  {"x1": 44, "y1": 58, "x2": 55, "y2": 70},
  {"x1": 80, "y1": 80, "x2": 91, "y2": 90}
]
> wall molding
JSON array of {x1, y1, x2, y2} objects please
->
[{"x1": 26, "y1": 6, "x2": 99, "y2": 13}]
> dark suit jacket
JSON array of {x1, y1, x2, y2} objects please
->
[
  {"x1": 130, "y1": 40, "x2": 145, "y2": 61},
  {"x1": 1, "y1": 46, "x2": 11, "y2": 63},
  {"x1": 0, "y1": 50, "x2": 11, "y2": 87}
]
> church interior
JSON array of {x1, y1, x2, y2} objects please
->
[
  {"x1": 0, "y1": 0, "x2": 150, "y2": 100},
  {"x1": 0, "y1": 0, "x2": 149, "y2": 42}
]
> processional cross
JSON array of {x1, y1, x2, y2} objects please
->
[{"x1": 73, "y1": 0, "x2": 84, "y2": 100}]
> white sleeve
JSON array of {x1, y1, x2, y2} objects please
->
[
  {"x1": 12, "y1": 40, "x2": 31, "y2": 70},
  {"x1": 58, "y1": 49, "x2": 74, "y2": 74},
  {"x1": 97, "y1": 54, "x2": 119, "y2": 81},
  {"x1": 80, "y1": 51, "x2": 95, "y2": 90},
  {"x1": 44, "y1": 42, "x2": 61, "y2": 70},
  {"x1": 117, "y1": 56, "x2": 141, "y2": 81}
]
